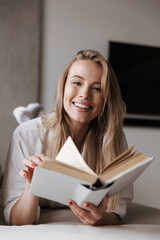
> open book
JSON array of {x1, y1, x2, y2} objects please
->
[{"x1": 30, "y1": 137, "x2": 154, "y2": 208}]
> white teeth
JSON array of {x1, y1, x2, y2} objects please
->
[{"x1": 74, "y1": 103, "x2": 90, "y2": 109}]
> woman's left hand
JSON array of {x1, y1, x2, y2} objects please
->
[{"x1": 68, "y1": 194, "x2": 109, "y2": 225}]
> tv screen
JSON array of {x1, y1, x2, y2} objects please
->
[{"x1": 108, "y1": 41, "x2": 160, "y2": 126}]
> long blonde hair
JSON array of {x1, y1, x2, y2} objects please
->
[{"x1": 41, "y1": 49, "x2": 126, "y2": 210}]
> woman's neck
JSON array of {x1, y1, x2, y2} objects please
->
[{"x1": 69, "y1": 122, "x2": 90, "y2": 153}]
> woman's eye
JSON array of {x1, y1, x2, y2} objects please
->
[
  {"x1": 73, "y1": 81, "x2": 81, "y2": 86},
  {"x1": 93, "y1": 87, "x2": 101, "y2": 92}
]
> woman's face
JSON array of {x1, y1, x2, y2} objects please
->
[{"x1": 63, "y1": 60, "x2": 104, "y2": 127}]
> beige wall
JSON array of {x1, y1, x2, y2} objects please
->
[
  {"x1": 41, "y1": 0, "x2": 160, "y2": 208},
  {"x1": 0, "y1": 0, "x2": 42, "y2": 172}
]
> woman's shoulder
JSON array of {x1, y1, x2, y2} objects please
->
[
  {"x1": 13, "y1": 112, "x2": 57, "y2": 140},
  {"x1": 13, "y1": 117, "x2": 42, "y2": 137}
]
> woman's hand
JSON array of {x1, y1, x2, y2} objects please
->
[
  {"x1": 19, "y1": 153, "x2": 46, "y2": 184},
  {"x1": 68, "y1": 194, "x2": 118, "y2": 226}
]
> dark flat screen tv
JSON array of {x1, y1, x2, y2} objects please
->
[{"x1": 108, "y1": 41, "x2": 160, "y2": 127}]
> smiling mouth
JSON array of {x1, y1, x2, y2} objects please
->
[{"x1": 73, "y1": 102, "x2": 92, "y2": 110}]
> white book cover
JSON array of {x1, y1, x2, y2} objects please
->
[{"x1": 29, "y1": 137, "x2": 154, "y2": 208}]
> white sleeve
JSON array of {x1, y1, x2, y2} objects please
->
[
  {"x1": 2, "y1": 131, "x2": 25, "y2": 224},
  {"x1": 2, "y1": 123, "x2": 42, "y2": 224},
  {"x1": 110, "y1": 185, "x2": 133, "y2": 218}
]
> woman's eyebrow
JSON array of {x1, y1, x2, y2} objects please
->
[
  {"x1": 71, "y1": 75, "x2": 101, "y2": 84},
  {"x1": 93, "y1": 82, "x2": 101, "y2": 85},
  {"x1": 71, "y1": 75, "x2": 84, "y2": 79}
]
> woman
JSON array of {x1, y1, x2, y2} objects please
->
[{"x1": 2, "y1": 50, "x2": 133, "y2": 225}]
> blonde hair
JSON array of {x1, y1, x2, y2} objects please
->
[{"x1": 41, "y1": 49, "x2": 126, "y2": 210}]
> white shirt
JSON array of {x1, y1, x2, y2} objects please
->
[{"x1": 1, "y1": 117, "x2": 133, "y2": 224}]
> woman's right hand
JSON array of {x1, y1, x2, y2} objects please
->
[{"x1": 19, "y1": 153, "x2": 46, "y2": 184}]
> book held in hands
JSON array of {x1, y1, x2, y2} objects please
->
[{"x1": 29, "y1": 137, "x2": 154, "y2": 208}]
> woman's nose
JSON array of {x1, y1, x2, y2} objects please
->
[{"x1": 79, "y1": 87, "x2": 90, "y2": 99}]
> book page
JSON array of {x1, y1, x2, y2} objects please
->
[
  {"x1": 55, "y1": 137, "x2": 96, "y2": 176},
  {"x1": 100, "y1": 153, "x2": 151, "y2": 182},
  {"x1": 40, "y1": 159, "x2": 97, "y2": 183},
  {"x1": 100, "y1": 145, "x2": 135, "y2": 174}
]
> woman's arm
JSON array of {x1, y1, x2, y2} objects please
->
[
  {"x1": 10, "y1": 153, "x2": 46, "y2": 225},
  {"x1": 10, "y1": 183, "x2": 39, "y2": 225}
]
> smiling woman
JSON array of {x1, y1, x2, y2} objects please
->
[{"x1": 1, "y1": 49, "x2": 133, "y2": 226}]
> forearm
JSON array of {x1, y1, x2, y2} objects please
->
[{"x1": 10, "y1": 183, "x2": 39, "y2": 225}]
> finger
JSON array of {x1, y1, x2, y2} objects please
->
[
  {"x1": 28, "y1": 155, "x2": 44, "y2": 166},
  {"x1": 19, "y1": 170, "x2": 28, "y2": 178},
  {"x1": 98, "y1": 194, "x2": 109, "y2": 212},
  {"x1": 82, "y1": 194, "x2": 109, "y2": 219},
  {"x1": 83, "y1": 202, "x2": 103, "y2": 220},
  {"x1": 19, "y1": 168, "x2": 33, "y2": 183},
  {"x1": 35, "y1": 153, "x2": 46, "y2": 162},
  {"x1": 23, "y1": 158, "x2": 36, "y2": 168},
  {"x1": 68, "y1": 200, "x2": 91, "y2": 224},
  {"x1": 68, "y1": 200, "x2": 86, "y2": 217},
  {"x1": 23, "y1": 155, "x2": 42, "y2": 168}
]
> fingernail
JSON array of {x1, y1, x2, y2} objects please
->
[
  {"x1": 23, "y1": 173, "x2": 26, "y2": 177},
  {"x1": 84, "y1": 202, "x2": 89, "y2": 207},
  {"x1": 68, "y1": 200, "x2": 73, "y2": 206},
  {"x1": 31, "y1": 163, "x2": 36, "y2": 167}
]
